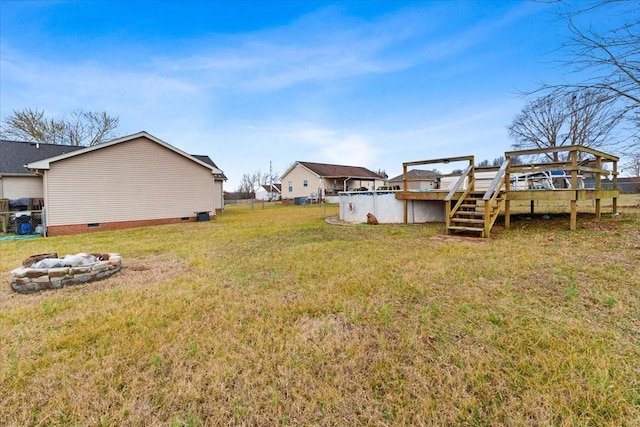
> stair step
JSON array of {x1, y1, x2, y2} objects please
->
[
  {"x1": 448, "y1": 226, "x2": 484, "y2": 233},
  {"x1": 465, "y1": 197, "x2": 504, "y2": 204},
  {"x1": 454, "y1": 211, "x2": 484, "y2": 217},
  {"x1": 451, "y1": 218, "x2": 485, "y2": 224}
]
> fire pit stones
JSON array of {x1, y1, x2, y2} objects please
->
[{"x1": 10, "y1": 252, "x2": 122, "y2": 294}]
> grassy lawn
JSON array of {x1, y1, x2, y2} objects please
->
[{"x1": 1, "y1": 196, "x2": 639, "y2": 426}]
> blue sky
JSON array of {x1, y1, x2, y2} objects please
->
[{"x1": 0, "y1": 0, "x2": 615, "y2": 188}]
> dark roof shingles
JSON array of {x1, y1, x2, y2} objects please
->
[
  {"x1": 0, "y1": 140, "x2": 84, "y2": 174},
  {"x1": 192, "y1": 154, "x2": 227, "y2": 179},
  {"x1": 299, "y1": 161, "x2": 382, "y2": 179}
]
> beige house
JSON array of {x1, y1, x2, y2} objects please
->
[
  {"x1": 281, "y1": 161, "x2": 384, "y2": 200},
  {"x1": 388, "y1": 169, "x2": 441, "y2": 190},
  {"x1": 23, "y1": 131, "x2": 225, "y2": 236}
]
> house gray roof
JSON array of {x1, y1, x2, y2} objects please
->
[
  {"x1": 0, "y1": 140, "x2": 84, "y2": 175},
  {"x1": 388, "y1": 169, "x2": 441, "y2": 182},
  {"x1": 26, "y1": 131, "x2": 224, "y2": 177},
  {"x1": 3, "y1": 134, "x2": 226, "y2": 180},
  {"x1": 296, "y1": 161, "x2": 383, "y2": 179},
  {"x1": 260, "y1": 183, "x2": 281, "y2": 192},
  {"x1": 192, "y1": 155, "x2": 228, "y2": 180}
]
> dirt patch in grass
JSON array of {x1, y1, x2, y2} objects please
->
[
  {"x1": 296, "y1": 313, "x2": 358, "y2": 343},
  {"x1": 431, "y1": 234, "x2": 489, "y2": 244}
]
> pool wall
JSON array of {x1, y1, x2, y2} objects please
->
[{"x1": 339, "y1": 192, "x2": 444, "y2": 224}]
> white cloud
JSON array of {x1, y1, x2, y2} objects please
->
[{"x1": 0, "y1": 1, "x2": 547, "y2": 189}]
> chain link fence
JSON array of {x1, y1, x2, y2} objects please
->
[
  {"x1": 583, "y1": 179, "x2": 639, "y2": 194},
  {"x1": 2, "y1": 211, "x2": 44, "y2": 235}
]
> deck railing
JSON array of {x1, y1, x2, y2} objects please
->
[
  {"x1": 481, "y1": 159, "x2": 510, "y2": 237},
  {"x1": 444, "y1": 165, "x2": 476, "y2": 233},
  {"x1": 504, "y1": 145, "x2": 619, "y2": 230},
  {"x1": 401, "y1": 155, "x2": 475, "y2": 224}
]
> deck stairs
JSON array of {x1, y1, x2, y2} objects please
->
[{"x1": 446, "y1": 191, "x2": 505, "y2": 237}]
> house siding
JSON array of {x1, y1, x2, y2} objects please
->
[
  {"x1": 282, "y1": 165, "x2": 321, "y2": 199},
  {"x1": 214, "y1": 180, "x2": 224, "y2": 212},
  {"x1": 44, "y1": 137, "x2": 216, "y2": 227},
  {"x1": 0, "y1": 176, "x2": 43, "y2": 199},
  {"x1": 281, "y1": 164, "x2": 384, "y2": 199}
]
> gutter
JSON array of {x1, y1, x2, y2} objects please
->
[{"x1": 343, "y1": 177, "x2": 353, "y2": 192}]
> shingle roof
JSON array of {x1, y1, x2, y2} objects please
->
[
  {"x1": 298, "y1": 161, "x2": 382, "y2": 179},
  {"x1": 2, "y1": 136, "x2": 226, "y2": 181},
  {"x1": 192, "y1": 154, "x2": 228, "y2": 180},
  {"x1": 25, "y1": 131, "x2": 224, "y2": 177},
  {"x1": 261, "y1": 183, "x2": 282, "y2": 192},
  {"x1": 388, "y1": 169, "x2": 441, "y2": 182},
  {"x1": 0, "y1": 140, "x2": 84, "y2": 175}
]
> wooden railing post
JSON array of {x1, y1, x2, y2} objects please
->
[
  {"x1": 595, "y1": 156, "x2": 602, "y2": 220},
  {"x1": 403, "y1": 163, "x2": 408, "y2": 224},
  {"x1": 445, "y1": 200, "x2": 451, "y2": 234},
  {"x1": 484, "y1": 200, "x2": 490, "y2": 238},
  {"x1": 570, "y1": 149, "x2": 578, "y2": 231},
  {"x1": 612, "y1": 160, "x2": 618, "y2": 215},
  {"x1": 505, "y1": 156, "x2": 511, "y2": 229}
]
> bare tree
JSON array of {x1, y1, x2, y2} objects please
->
[
  {"x1": 236, "y1": 169, "x2": 281, "y2": 199},
  {"x1": 65, "y1": 110, "x2": 120, "y2": 146},
  {"x1": 1, "y1": 108, "x2": 119, "y2": 146},
  {"x1": 508, "y1": 89, "x2": 624, "y2": 161},
  {"x1": 530, "y1": 1, "x2": 639, "y2": 157},
  {"x1": 236, "y1": 173, "x2": 257, "y2": 199},
  {"x1": 547, "y1": 1, "x2": 640, "y2": 109},
  {"x1": 622, "y1": 154, "x2": 640, "y2": 177},
  {"x1": 257, "y1": 169, "x2": 280, "y2": 186}
]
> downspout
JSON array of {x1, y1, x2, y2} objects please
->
[
  {"x1": 26, "y1": 167, "x2": 47, "y2": 237},
  {"x1": 343, "y1": 177, "x2": 353, "y2": 192}
]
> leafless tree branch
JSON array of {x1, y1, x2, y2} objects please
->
[{"x1": 0, "y1": 108, "x2": 120, "y2": 146}]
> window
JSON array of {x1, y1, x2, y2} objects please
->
[
  {"x1": 288, "y1": 180, "x2": 293, "y2": 192},
  {"x1": 303, "y1": 179, "x2": 308, "y2": 187}
]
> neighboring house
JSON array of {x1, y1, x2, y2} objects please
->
[
  {"x1": 2, "y1": 131, "x2": 226, "y2": 236},
  {"x1": 388, "y1": 169, "x2": 441, "y2": 190},
  {"x1": 0, "y1": 140, "x2": 83, "y2": 201},
  {"x1": 255, "y1": 183, "x2": 282, "y2": 201},
  {"x1": 281, "y1": 161, "x2": 384, "y2": 200}
]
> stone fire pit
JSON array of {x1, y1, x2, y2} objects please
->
[{"x1": 10, "y1": 252, "x2": 122, "y2": 294}]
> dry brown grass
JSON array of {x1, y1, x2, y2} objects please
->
[{"x1": 1, "y1": 195, "x2": 639, "y2": 426}]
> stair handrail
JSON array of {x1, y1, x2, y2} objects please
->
[
  {"x1": 481, "y1": 159, "x2": 510, "y2": 237},
  {"x1": 445, "y1": 165, "x2": 475, "y2": 220},
  {"x1": 483, "y1": 159, "x2": 510, "y2": 202},
  {"x1": 445, "y1": 165, "x2": 473, "y2": 201}
]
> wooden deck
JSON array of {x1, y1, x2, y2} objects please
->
[
  {"x1": 395, "y1": 146, "x2": 620, "y2": 237},
  {"x1": 396, "y1": 188, "x2": 619, "y2": 202}
]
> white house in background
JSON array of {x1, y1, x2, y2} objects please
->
[
  {"x1": 280, "y1": 161, "x2": 384, "y2": 200},
  {"x1": 255, "y1": 183, "x2": 282, "y2": 201},
  {"x1": 22, "y1": 131, "x2": 226, "y2": 236}
]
